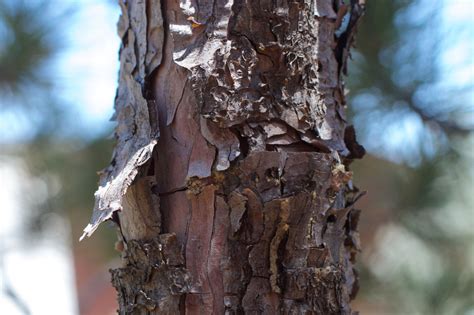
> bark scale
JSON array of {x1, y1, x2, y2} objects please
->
[{"x1": 83, "y1": 0, "x2": 365, "y2": 314}]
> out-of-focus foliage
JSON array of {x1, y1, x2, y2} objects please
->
[
  {"x1": 0, "y1": 0, "x2": 115, "y2": 248},
  {"x1": 348, "y1": 0, "x2": 473, "y2": 165},
  {"x1": 0, "y1": 0, "x2": 70, "y2": 139},
  {"x1": 0, "y1": 0, "x2": 55, "y2": 94},
  {"x1": 348, "y1": 0, "x2": 474, "y2": 314},
  {"x1": 20, "y1": 138, "x2": 116, "y2": 249}
]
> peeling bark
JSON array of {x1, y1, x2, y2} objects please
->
[
  {"x1": 83, "y1": 0, "x2": 365, "y2": 314},
  {"x1": 81, "y1": 0, "x2": 164, "y2": 240}
]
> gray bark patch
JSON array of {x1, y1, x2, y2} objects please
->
[
  {"x1": 81, "y1": 0, "x2": 164, "y2": 240},
  {"x1": 111, "y1": 234, "x2": 191, "y2": 314}
]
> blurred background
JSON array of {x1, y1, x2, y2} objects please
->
[{"x1": 0, "y1": 0, "x2": 472, "y2": 314}]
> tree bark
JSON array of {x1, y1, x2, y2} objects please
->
[{"x1": 82, "y1": 0, "x2": 365, "y2": 314}]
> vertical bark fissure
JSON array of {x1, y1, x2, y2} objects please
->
[{"x1": 206, "y1": 194, "x2": 219, "y2": 313}]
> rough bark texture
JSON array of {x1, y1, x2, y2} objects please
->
[{"x1": 83, "y1": 0, "x2": 365, "y2": 314}]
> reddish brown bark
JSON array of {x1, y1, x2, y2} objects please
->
[{"x1": 83, "y1": 0, "x2": 365, "y2": 314}]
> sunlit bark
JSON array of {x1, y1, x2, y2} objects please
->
[{"x1": 83, "y1": 0, "x2": 365, "y2": 313}]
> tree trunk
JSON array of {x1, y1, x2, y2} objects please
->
[{"x1": 82, "y1": 0, "x2": 365, "y2": 314}]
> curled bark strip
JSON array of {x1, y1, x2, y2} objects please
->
[
  {"x1": 81, "y1": 141, "x2": 157, "y2": 240},
  {"x1": 81, "y1": 0, "x2": 164, "y2": 240}
]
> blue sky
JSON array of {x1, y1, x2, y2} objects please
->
[
  {"x1": 54, "y1": 1, "x2": 120, "y2": 137},
  {"x1": 0, "y1": 0, "x2": 120, "y2": 143}
]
